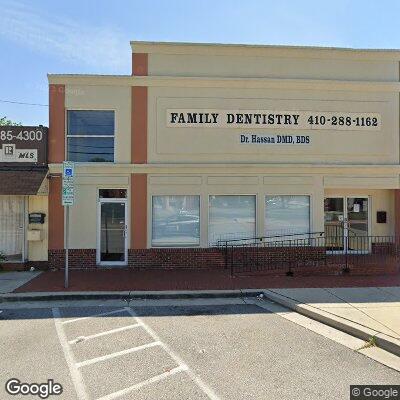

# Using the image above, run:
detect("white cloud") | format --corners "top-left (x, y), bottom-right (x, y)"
top-left (0, 1), bottom-right (130, 71)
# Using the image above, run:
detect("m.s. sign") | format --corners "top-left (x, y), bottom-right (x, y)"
top-left (0, 126), bottom-right (47, 165)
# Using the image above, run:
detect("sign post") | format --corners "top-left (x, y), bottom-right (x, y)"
top-left (62, 161), bottom-right (75, 289)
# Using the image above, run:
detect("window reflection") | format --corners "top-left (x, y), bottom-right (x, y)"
top-left (67, 110), bottom-right (115, 162)
top-left (152, 196), bottom-right (200, 246)
top-left (67, 137), bottom-right (114, 162)
top-left (209, 195), bottom-right (256, 244)
top-left (265, 195), bottom-right (310, 236)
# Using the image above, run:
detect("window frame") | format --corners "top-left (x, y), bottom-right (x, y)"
top-left (151, 194), bottom-right (201, 248)
top-left (66, 109), bottom-right (116, 163)
top-left (264, 194), bottom-right (312, 237)
top-left (208, 193), bottom-right (258, 246)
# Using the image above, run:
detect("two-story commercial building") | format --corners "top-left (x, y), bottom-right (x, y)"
top-left (45, 41), bottom-right (400, 273)
top-left (0, 125), bottom-right (48, 269)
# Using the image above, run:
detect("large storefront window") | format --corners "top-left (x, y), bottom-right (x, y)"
top-left (152, 195), bottom-right (200, 246)
top-left (265, 195), bottom-right (310, 236)
top-left (209, 195), bottom-right (256, 244)
top-left (67, 110), bottom-right (115, 162)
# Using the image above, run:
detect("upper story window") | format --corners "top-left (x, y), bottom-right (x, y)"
top-left (67, 110), bottom-right (115, 162)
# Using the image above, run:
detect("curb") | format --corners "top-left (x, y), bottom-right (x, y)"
top-left (262, 289), bottom-right (400, 357)
top-left (0, 289), bottom-right (262, 303)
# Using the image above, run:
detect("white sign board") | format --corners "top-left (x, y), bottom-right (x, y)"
top-left (166, 109), bottom-right (381, 131)
top-left (62, 161), bottom-right (75, 206)
top-left (0, 144), bottom-right (38, 162)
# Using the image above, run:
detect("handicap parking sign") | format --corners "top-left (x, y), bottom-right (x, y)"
top-left (65, 168), bottom-right (73, 177)
top-left (63, 161), bottom-right (75, 179)
top-left (62, 161), bottom-right (75, 206)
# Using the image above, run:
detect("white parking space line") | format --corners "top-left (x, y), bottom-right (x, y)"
top-left (52, 307), bottom-right (89, 400)
top-left (76, 341), bottom-right (161, 368)
top-left (68, 323), bottom-right (140, 344)
top-left (124, 307), bottom-right (222, 400)
top-left (62, 308), bottom-right (127, 325)
top-left (95, 365), bottom-right (188, 400)
top-left (54, 306), bottom-right (221, 400)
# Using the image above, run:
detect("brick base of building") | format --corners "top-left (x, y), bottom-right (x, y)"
top-left (48, 249), bottom-right (97, 269)
top-left (1, 262), bottom-right (28, 271)
top-left (1, 261), bottom-right (50, 271)
top-left (47, 248), bottom-right (225, 270)
top-left (128, 248), bottom-right (225, 269)
top-left (40, 247), bottom-right (400, 277)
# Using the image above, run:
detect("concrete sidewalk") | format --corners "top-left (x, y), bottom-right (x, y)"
top-left (0, 271), bottom-right (42, 294)
top-left (12, 269), bottom-right (400, 292)
top-left (262, 286), bottom-right (400, 356)
top-left (2, 269), bottom-right (400, 358)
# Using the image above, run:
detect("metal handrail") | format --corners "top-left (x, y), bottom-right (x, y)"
top-left (217, 231), bottom-right (325, 247)
top-left (222, 233), bottom-right (400, 276)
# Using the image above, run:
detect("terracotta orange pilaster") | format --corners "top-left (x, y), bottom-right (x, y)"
top-left (131, 174), bottom-right (147, 249)
top-left (132, 53), bottom-right (148, 76)
top-left (48, 176), bottom-right (64, 249)
top-left (48, 84), bottom-right (65, 163)
top-left (131, 52), bottom-right (148, 249)
top-left (131, 86), bottom-right (148, 164)
top-left (395, 189), bottom-right (400, 240)
top-left (48, 84), bottom-right (65, 251)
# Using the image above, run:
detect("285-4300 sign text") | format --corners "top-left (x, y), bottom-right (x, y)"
top-left (0, 129), bottom-right (44, 141)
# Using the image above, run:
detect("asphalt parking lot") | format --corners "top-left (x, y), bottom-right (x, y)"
top-left (0, 299), bottom-right (399, 400)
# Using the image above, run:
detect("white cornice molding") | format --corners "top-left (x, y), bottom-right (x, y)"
top-left (47, 74), bottom-right (400, 92)
top-left (48, 163), bottom-right (400, 177)
top-left (130, 41), bottom-right (400, 61)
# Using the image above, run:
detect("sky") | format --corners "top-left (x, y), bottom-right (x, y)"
top-left (1, 0), bottom-right (400, 126)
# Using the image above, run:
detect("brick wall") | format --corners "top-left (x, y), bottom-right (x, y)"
top-left (1, 261), bottom-right (49, 271)
top-left (228, 246), bottom-right (326, 273)
top-left (48, 249), bottom-right (96, 269)
top-left (47, 248), bottom-right (225, 270)
top-left (228, 246), bottom-right (399, 276)
top-left (128, 248), bottom-right (226, 269)
top-left (40, 247), bottom-right (399, 277)
top-left (1, 263), bottom-right (28, 271)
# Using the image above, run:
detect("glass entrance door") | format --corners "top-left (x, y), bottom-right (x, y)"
top-left (347, 197), bottom-right (369, 252)
top-left (98, 200), bottom-right (127, 265)
top-left (324, 198), bottom-right (345, 251)
top-left (324, 197), bottom-right (369, 253)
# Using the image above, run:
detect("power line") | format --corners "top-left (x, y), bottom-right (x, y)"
top-left (0, 99), bottom-right (49, 107)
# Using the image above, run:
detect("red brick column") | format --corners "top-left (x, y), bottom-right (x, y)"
top-left (48, 84), bottom-right (65, 266)
top-left (131, 53), bottom-right (148, 252)
top-left (48, 176), bottom-right (64, 249)
top-left (132, 53), bottom-right (148, 76)
top-left (131, 174), bottom-right (147, 249)
top-left (48, 84), bottom-right (65, 163)
top-left (131, 86), bottom-right (148, 164)
top-left (395, 189), bottom-right (400, 240)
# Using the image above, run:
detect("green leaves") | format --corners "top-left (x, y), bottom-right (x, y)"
top-left (0, 116), bottom-right (21, 126)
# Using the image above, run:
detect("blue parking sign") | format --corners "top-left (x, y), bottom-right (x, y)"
top-left (62, 161), bottom-right (75, 206)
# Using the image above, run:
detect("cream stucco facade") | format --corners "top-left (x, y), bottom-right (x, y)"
top-left (46, 41), bottom-right (400, 267)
